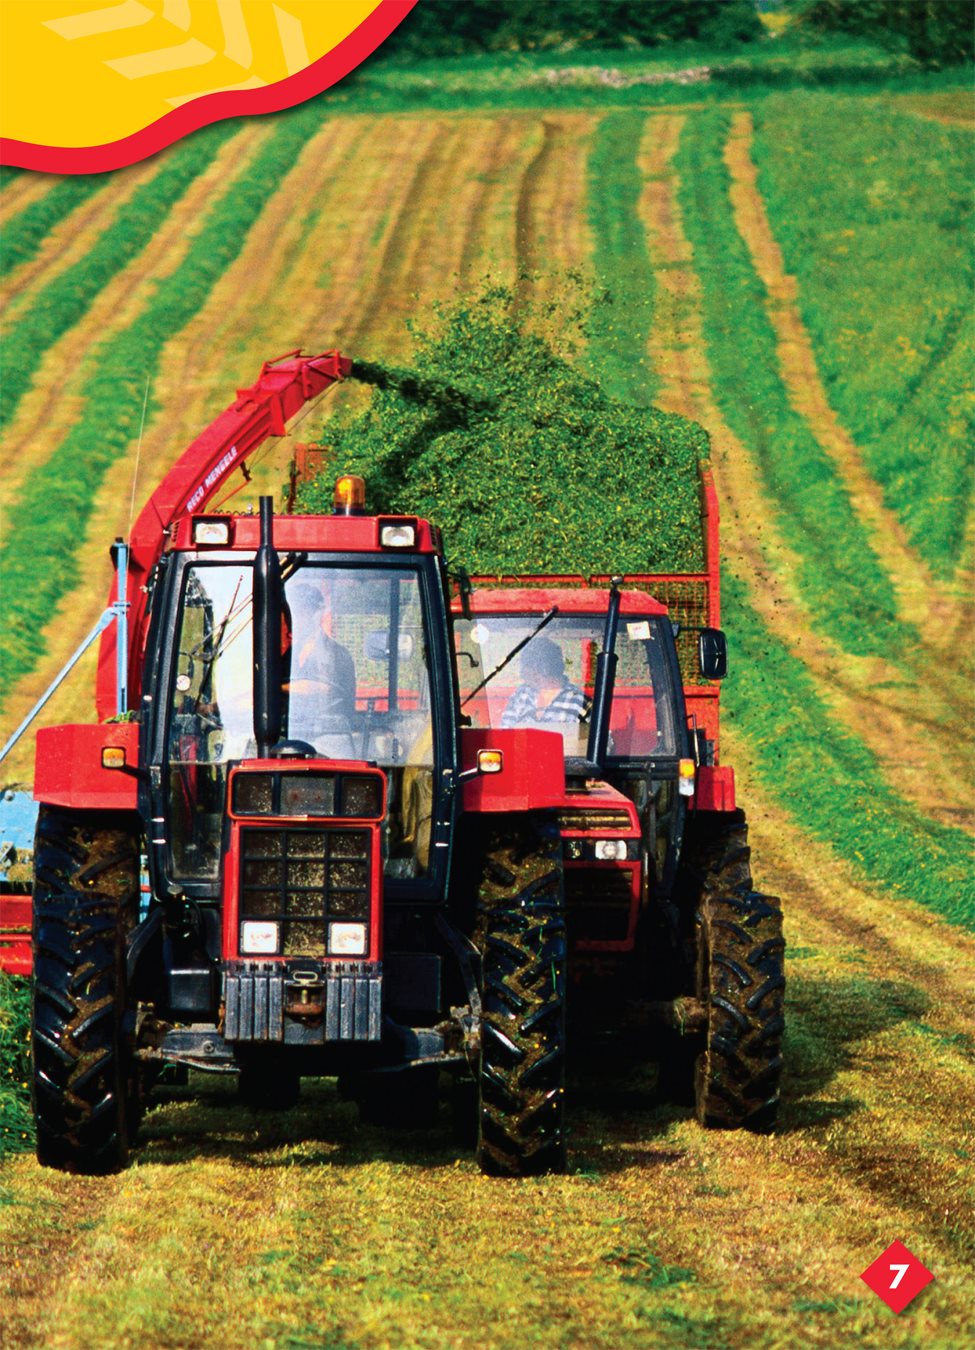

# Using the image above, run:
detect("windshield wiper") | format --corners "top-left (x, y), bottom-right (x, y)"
top-left (461, 607), bottom-right (558, 707)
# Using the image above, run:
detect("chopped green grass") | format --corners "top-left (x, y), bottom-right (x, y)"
top-left (301, 287), bottom-right (706, 575)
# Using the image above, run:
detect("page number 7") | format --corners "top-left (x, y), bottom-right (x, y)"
top-left (889, 1263), bottom-right (910, 1289)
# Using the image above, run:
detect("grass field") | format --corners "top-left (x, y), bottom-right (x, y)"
top-left (0, 36), bottom-right (972, 1350)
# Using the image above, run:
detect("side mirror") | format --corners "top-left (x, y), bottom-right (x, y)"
top-left (698, 628), bottom-right (727, 680)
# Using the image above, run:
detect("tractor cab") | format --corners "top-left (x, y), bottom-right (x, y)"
top-left (453, 585), bottom-right (695, 902)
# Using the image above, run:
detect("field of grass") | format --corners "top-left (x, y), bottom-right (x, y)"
top-left (0, 34), bottom-right (972, 1349)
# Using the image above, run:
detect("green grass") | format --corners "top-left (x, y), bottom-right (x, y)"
top-left (327, 37), bottom-right (947, 115)
top-left (0, 122), bottom-right (235, 434)
top-left (721, 568), bottom-right (974, 928)
top-left (586, 111), bottom-right (658, 406)
top-left (752, 93), bottom-right (975, 578)
top-left (675, 109), bottom-right (911, 660)
top-left (0, 101), bottom-right (331, 703)
top-left (0, 974), bottom-right (32, 1160)
top-left (0, 174), bottom-right (106, 280)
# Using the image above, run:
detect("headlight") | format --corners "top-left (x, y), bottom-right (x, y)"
top-left (594, 839), bottom-right (627, 861)
top-left (193, 519), bottom-right (231, 545)
top-left (240, 921), bottom-right (279, 954)
top-left (380, 523), bottom-right (416, 548)
top-left (328, 922), bottom-right (368, 956)
top-left (678, 758), bottom-right (696, 797)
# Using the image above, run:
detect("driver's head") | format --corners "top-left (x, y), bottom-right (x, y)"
top-left (290, 581), bottom-right (334, 635)
top-left (521, 636), bottom-right (565, 688)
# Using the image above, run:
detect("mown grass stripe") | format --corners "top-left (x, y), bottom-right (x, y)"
top-left (0, 123), bottom-right (236, 435)
top-left (675, 110), bottom-right (908, 662)
top-left (0, 101), bottom-right (329, 702)
top-left (586, 109), bottom-right (657, 407)
top-left (722, 568), bottom-right (973, 929)
top-left (751, 94), bottom-right (974, 581)
top-left (0, 175), bottom-right (106, 280)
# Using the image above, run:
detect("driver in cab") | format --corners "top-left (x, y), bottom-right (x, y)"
top-left (501, 637), bottom-right (587, 728)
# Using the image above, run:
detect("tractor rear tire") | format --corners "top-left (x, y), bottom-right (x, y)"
top-left (475, 816), bottom-right (567, 1177)
top-left (31, 806), bottom-right (140, 1174)
top-left (695, 890), bottom-right (785, 1132)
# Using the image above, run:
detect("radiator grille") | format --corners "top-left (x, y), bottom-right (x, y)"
top-left (556, 808), bottom-right (632, 832)
top-left (564, 865), bottom-right (635, 943)
top-left (239, 827), bottom-right (370, 956)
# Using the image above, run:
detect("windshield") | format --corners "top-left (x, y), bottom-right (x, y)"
top-left (454, 613), bottom-right (679, 759)
top-left (167, 562), bottom-right (436, 881)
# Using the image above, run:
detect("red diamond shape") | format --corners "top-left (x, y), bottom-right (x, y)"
top-left (860, 1240), bottom-right (934, 1313)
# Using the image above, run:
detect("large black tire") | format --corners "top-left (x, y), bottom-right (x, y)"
top-left (475, 816), bottom-right (567, 1177)
top-left (657, 810), bottom-right (753, 1104)
top-left (32, 806), bottom-right (140, 1174)
top-left (695, 890), bottom-right (785, 1132)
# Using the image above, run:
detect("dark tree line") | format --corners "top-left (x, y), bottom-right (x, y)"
top-left (794, 0), bottom-right (973, 67)
top-left (378, 0), bottom-right (764, 60)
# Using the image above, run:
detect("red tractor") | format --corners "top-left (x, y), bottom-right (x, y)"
top-left (8, 351), bottom-right (783, 1176)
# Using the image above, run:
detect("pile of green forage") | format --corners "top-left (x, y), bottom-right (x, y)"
top-left (301, 289), bottom-right (707, 575)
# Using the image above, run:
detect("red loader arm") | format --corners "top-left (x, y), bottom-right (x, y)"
top-left (95, 350), bottom-right (351, 722)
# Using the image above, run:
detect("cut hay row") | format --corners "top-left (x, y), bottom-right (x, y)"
top-left (750, 95), bottom-right (974, 587)
top-left (725, 110), bottom-right (968, 647)
top-left (1, 163), bottom-right (150, 314)
top-left (586, 110), bottom-right (658, 406)
top-left (638, 113), bottom-right (973, 830)
top-left (455, 117), bottom-right (544, 288)
top-left (513, 113), bottom-right (599, 345)
top-left (0, 102), bottom-right (339, 715)
top-left (0, 174), bottom-right (106, 291)
top-left (672, 112), bottom-right (973, 789)
top-left (0, 128), bottom-right (270, 518)
top-left (0, 173), bottom-right (51, 228)
top-left (0, 123), bottom-right (239, 438)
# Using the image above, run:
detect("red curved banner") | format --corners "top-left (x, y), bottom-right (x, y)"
top-left (0, 0), bottom-right (417, 175)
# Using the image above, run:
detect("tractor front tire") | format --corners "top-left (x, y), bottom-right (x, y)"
top-left (695, 890), bottom-right (785, 1132)
top-left (475, 816), bottom-right (567, 1177)
top-left (31, 806), bottom-right (140, 1174)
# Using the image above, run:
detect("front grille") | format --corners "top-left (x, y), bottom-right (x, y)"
top-left (556, 808), bottom-right (633, 832)
top-left (564, 865), bottom-right (635, 943)
top-left (239, 826), bottom-right (370, 956)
